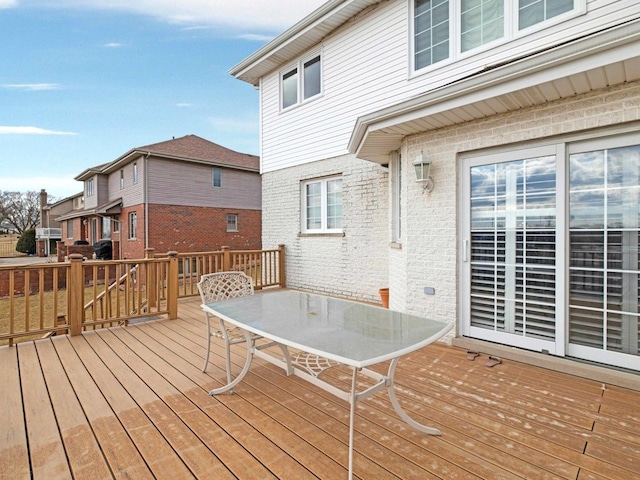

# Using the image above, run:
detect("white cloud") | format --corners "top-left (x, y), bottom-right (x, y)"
top-left (23, 0), bottom-right (326, 33)
top-left (0, 126), bottom-right (77, 135)
top-left (103, 42), bottom-right (125, 48)
top-left (208, 116), bottom-right (258, 133)
top-left (0, 0), bottom-right (18, 9)
top-left (175, 103), bottom-right (193, 108)
top-left (0, 176), bottom-right (82, 198)
top-left (1, 83), bottom-right (61, 91)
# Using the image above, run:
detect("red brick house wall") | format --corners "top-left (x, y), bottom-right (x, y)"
top-left (147, 204), bottom-right (261, 253)
top-left (119, 205), bottom-right (146, 260)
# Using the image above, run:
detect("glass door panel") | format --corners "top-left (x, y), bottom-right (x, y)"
top-left (568, 144), bottom-right (640, 360)
top-left (468, 155), bottom-right (557, 350)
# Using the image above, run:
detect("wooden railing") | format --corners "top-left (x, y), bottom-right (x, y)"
top-left (0, 245), bottom-right (285, 345)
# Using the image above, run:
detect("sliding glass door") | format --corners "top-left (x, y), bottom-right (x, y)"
top-left (461, 134), bottom-right (639, 370)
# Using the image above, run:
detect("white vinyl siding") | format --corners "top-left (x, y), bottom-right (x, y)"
top-left (258, 0), bottom-right (626, 174)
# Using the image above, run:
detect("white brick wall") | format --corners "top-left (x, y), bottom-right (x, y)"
top-left (400, 79), bottom-right (640, 343)
top-left (262, 80), bottom-right (640, 343)
top-left (262, 154), bottom-right (390, 303)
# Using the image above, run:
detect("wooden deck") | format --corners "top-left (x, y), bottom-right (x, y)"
top-left (1, 296), bottom-right (639, 480)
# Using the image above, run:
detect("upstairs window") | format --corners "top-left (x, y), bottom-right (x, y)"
top-left (133, 162), bottom-right (138, 184)
top-left (519, 0), bottom-right (574, 29)
top-left (213, 168), bottom-right (222, 187)
top-left (281, 54), bottom-right (322, 110)
top-left (86, 179), bottom-right (94, 197)
top-left (461, 0), bottom-right (504, 52)
top-left (415, 0), bottom-right (450, 69)
top-left (413, 0), bottom-right (584, 71)
top-left (120, 169), bottom-right (124, 189)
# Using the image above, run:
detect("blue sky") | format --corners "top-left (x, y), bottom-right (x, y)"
top-left (0, 0), bottom-right (325, 199)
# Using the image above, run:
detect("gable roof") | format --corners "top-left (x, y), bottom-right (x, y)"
top-left (76, 135), bottom-right (259, 180)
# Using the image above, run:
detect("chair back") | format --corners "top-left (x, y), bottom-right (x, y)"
top-left (197, 271), bottom-right (254, 304)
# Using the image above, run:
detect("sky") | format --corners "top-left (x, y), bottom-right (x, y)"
top-left (0, 0), bottom-right (325, 200)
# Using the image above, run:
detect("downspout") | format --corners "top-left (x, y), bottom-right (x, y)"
top-left (144, 152), bottom-right (150, 251)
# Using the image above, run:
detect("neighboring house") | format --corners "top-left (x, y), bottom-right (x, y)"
top-left (56, 135), bottom-right (261, 260)
top-left (36, 189), bottom-right (83, 257)
top-left (231, 1), bottom-right (640, 374)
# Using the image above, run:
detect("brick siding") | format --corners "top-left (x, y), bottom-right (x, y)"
top-left (147, 204), bottom-right (261, 254)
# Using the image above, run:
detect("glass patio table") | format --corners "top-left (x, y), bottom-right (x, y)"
top-left (201, 289), bottom-right (452, 479)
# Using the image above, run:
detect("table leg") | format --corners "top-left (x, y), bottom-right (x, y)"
top-left (348, 367), bottom-right (358, 480)
top-left (208, 328), bottom-right (254, 395)
top-left (386, 357), bottom-right (442, 435)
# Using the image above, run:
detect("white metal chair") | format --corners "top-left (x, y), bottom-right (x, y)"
top-left (197, 272), bottom-right (261, 379)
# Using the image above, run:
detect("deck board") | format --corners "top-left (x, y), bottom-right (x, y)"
top-left (1, 296), bottom-right (639, 480)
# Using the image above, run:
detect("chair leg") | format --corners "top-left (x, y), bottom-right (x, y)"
top-left (202, 315), bottom-right (212, 373)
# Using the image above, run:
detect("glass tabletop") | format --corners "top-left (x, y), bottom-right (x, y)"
top-left (203, 290), bottom-right (452, 368)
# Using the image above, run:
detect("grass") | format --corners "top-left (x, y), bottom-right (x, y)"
top-left (0, 285), bottom-right (145, 346)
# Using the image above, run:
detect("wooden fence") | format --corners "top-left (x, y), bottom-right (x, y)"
top-left (0, 245), bottom-right (285, 346)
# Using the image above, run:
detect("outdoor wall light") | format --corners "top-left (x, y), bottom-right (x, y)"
top-left (413, 151), bottom-right (434, 192)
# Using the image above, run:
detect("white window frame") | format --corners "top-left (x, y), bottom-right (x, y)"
top-left (301, 175), bottom-right (343, 234)
top-left (86, 178), bottom-right (94, 197)
top-left (391, 152), bottom-right (402, 244)
top-left (133, 162), bottom-right (138, 184)
top-left (280, 51), bottom-right (322, 111)
top-left (128, 212), bottom-right (137, 240)
top-left (226, 213), bottom-right (238, 232)
top-left (120, 169), bottom-right (125, 189)
top-left (67, 219), bottom-right (74, 239)
top-left (411, 0), bottom-right (585, 73)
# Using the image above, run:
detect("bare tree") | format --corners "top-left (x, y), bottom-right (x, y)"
top-left (0, 191), bottom-right (42, 235)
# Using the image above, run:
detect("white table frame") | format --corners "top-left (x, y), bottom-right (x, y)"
top-left (201, 290), bottom-right (452, 479)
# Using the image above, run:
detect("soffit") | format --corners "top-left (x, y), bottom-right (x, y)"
top-left (351, 19), bottom-right (640, 164)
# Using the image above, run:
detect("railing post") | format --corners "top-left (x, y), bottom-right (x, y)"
top-left (145, 248), bottom-right (156, 309)
top-left (278, 244), bottom-right (286, 288)
top-left (222, 246), bottom-right (231, 271)
top-left (167, 251), bottom-right (179, 320)
top-left (68, 254), bottom-right (84, 336)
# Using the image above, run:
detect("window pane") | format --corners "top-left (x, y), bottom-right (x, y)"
top-left (306, 182), bottom-right (322, 230)
top-left (461, 0), bottom-right (503, 52)
top-left (303, 56), bottom-right (321, 99)
top-left (414, 0), bottom-right (449, 69)
top-left (213, 168), bottom-right (222, 187)
top-left (519, 0), bottom-right (573, 29)
top-left (102, 217), bottom-right (111, 239)
top-left (327, 179), bottom-right (343, 230)
top-left (569, 143), bottom-right (640, 355)
top-left (282, 68), bottom-right (298, 108)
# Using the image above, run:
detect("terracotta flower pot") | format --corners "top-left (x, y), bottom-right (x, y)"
top-left (378, 287), bottom-right (389, 308)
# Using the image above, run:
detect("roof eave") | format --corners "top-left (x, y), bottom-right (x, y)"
top-left (230, 0), bottom-right (379, 85)
top-left (348, 17), bottom-right (640, 162)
